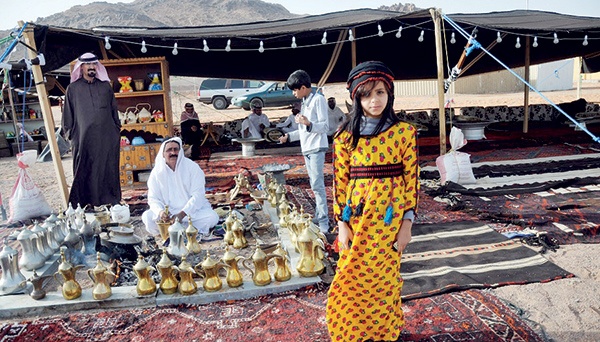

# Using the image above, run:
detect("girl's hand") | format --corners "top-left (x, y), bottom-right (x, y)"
top-left (396, 220), bottom-right (413, 253)
top-left (337, 221), bottom-right (354, 250)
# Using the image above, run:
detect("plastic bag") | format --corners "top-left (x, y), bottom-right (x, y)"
top-left (435, 127), bottom-right (476, 185)
top-left (8, 150), bottom-right (53, 223)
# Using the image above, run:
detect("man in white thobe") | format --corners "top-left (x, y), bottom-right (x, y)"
top-left (327, 97), bottom-right (346, 136)
top-left (142, 137), bottom-right (219, 236)
top-left (241, 103), bottom-right (270, 138)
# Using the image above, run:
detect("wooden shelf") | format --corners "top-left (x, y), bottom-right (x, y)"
top-left (115, 90), bottom-right (167, 98)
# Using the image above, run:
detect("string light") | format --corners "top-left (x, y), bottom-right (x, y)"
top-left (553, 32), bottom-right (559, 44)
top-left (348, 29), bottom-right (354, 41)
top-left (172, 42), bottom-right (178, 55)
top-left (203, 39), bottom-right (209, 52)
top-left (321, 32), bottom-right (327, 44)
top-left (533, 36), bottom-right (539, 47)
top-left (418, 30), bottom-right (424, 42)
top-left (104, 36), bottom-right (111, 50)
top-left (583, 35), bottom-right (589, 46)
top-left (396, 26), bottom-right (403, 38)
top-left (141, 40), bottom-right (147, 53)
top-left (496, 32), bottom-right (502, 43)
top-left (515, 37), bottom-right (521, 49)
top-left (258, 41), bottom-right (264, 53)
top-left (291, 36), bottom-right (297, 48)
top-left (377, 24), bottom-right (384, 37)
top-left (450, 32), bottom-right (456, 44)
top-left (226, 39), bottom-right (231, 52)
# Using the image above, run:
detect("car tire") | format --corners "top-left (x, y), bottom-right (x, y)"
top-left (212, 96), bottom-right (229, 110)
top-left (249, 98), bottom-right (264, 109)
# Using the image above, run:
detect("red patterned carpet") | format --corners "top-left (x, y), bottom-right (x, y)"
top-left (0, 285), bottom-right (542, 342)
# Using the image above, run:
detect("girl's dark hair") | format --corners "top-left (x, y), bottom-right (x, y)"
top-left (335, 80), bottom-right (399, 150)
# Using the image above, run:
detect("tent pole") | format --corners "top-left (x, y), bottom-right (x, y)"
top-left (431, 8), bottom-right (446, 155)
top-left (351, 28), bottom-right (356, 68)
top-left (523, 36), bottom-right (530, 133)
top-left (577, 57), bottom-right (582, 99)
top-left (20, 21), bottom-right (69, 208)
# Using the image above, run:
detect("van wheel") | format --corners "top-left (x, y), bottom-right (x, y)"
top-left (212, 96), bottom-right (229, 110)
top-left (250, 98), bottom-right (264, 109)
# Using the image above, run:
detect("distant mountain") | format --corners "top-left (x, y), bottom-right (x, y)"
top-left (7, 1), bottom-right (418, 30)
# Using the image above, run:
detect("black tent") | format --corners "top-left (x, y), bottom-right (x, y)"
top-left (30, 8), bottom-right (600, 83)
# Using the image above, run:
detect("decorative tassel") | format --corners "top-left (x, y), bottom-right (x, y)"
top-left (342, 200), bottom-right (353, 222)
top-left (384, 204), bottom-right (394, 226)
top-left (354, 199), bottom-right (365, 216)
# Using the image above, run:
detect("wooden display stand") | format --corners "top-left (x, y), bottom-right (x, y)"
top-left (99, 57), bottom-right (173, 186)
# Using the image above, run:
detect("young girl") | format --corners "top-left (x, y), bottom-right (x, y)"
top-left (327, 61), bottom-right (419, 342)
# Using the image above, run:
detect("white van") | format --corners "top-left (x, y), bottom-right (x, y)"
top-left (197, 78), bottom-right (265, 110)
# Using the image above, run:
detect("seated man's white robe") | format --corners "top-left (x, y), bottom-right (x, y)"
top-left (276, 114), bottom-right (299, 133)
top-left (242, 112), bottom-right (270, 138)
top-left (142, 137), bottom-right (219, 236)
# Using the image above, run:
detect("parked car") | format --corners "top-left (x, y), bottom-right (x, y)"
top-left (197, 78), bottom-right (265, 110)
top-left (231, 82), bottom-right (321, 110)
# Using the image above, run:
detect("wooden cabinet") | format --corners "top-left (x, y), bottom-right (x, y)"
top-left (100, 57), bottom-right (173, 186)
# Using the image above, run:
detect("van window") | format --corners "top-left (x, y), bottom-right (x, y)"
top-left (230, 80), bottom-right (244, 89)
top-left (200, 79), bottom-right (226, 90)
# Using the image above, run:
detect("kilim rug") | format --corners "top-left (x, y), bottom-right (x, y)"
top-left (400, 221), bottom-right (573, 300)
top-left (0, 284), bottom-right (543, 342)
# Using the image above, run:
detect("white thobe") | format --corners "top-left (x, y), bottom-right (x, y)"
top-left (241, 113), bottom-right (270, 138)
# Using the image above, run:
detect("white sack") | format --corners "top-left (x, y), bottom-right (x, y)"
top-left (436, 127), bottom-right (476, 185)
top-left (8, 150), bottom-right (53, 222)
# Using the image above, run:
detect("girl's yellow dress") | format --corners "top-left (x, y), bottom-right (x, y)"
top-left (327, 121), bottom-right (419, 342)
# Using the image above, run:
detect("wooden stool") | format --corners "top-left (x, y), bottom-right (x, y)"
top-left (201, 122), bottom-right (220, 146)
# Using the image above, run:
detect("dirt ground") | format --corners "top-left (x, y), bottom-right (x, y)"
top-left (1, 81), bottom-right (600, 340)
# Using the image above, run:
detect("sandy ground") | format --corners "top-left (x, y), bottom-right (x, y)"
top-left (1, 81), bottom-right (600, 340)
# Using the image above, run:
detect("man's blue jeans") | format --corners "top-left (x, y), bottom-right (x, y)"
top-left (304, 150), bottom-right (329, 233)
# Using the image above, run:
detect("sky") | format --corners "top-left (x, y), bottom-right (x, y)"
top-left (2, 0), bottom-right (599, 31)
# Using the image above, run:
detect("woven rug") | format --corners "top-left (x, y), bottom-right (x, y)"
top-left (0, 284), bottom-right (543, 342)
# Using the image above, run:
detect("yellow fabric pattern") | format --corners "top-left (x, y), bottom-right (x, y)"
top-left (327, 121), bottom-right (419, 342)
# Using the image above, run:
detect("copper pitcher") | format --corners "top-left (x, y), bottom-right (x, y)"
top-left (133, 254), bottom-right (157, 296)
top-left (87, 252), bottom-right (114, 300)
top-left (156, 248), bottom-right (179, 295)
top-left (194, 253), bottom-right (228, 292)
top-left (242, 245), bottom-right (278, 286)
top-left (53, 248), bottom-right (84, 300)
top-left (221, 245), bottom-right (245, 288)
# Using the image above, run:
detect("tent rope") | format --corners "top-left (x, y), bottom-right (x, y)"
top-left (442, 14), bottom-right (600, 144)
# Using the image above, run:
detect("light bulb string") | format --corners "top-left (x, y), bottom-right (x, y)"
top-left (443, 13), bottom-right (600, 143)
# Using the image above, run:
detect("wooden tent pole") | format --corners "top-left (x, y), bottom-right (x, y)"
top-left (351, 28), bottom-right (357, 68)
top-left (523, 36), bottom-right (530, 133)
top-left (20, 21), bottom-right (69, 208)
top-left (431, 8), bottom-right (447, 155)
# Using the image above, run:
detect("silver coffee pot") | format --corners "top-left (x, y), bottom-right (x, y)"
top-left (0, 244), bottom-right (27, 295)
top-left (167, 217), bottom-right (188, 258)
top-left (17, 229), bottom-right (46, 271)
top-left (79, 216), bottom-right (96, 255)
top-left (30, 221), bottom-right (54, 259)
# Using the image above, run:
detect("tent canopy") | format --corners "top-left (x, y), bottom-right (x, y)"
top-left (31, 8), bottom-right (600, 83)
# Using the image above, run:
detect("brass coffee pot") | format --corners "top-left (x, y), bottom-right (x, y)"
top-left (194, 253), bottom-right (228, 292)
top-left (156, 248), bottom-right (179, 295)
top-left (242, 245), bottom-right (278, 286)
top-left (296, 228), bottom-right (326, 277)
top-left (231, 218), bottom-right (247, 249)
top-left (133, 254), bottom-right (157, 296)
top-left (175, 255), bottom-right (197, 295)
top-left (156, 205), bottom-right (173, 242)
top-left (185, 217), bottom-right (202, 254)
top-left (87, 252), bottom-right (115, 300)
top-left (54, 248), bottom-right (84, 300)
top-left (272, 243), bottom-right (292, 282)
top-left (223, 210), bottom-right (236, 245)
top-left (221, 245), bottom-right (244, 288)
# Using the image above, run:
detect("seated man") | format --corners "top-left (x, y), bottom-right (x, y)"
top-left (142, 137), bottom-right (219, 236)
top-left (276, 103), bottom-right (301, 133)
top-left (327, 97), bottom-right (346, 136)
top-left (180, 103), bottom-right (204, 146)
top-left (241, 103), bottom-right (270, 138)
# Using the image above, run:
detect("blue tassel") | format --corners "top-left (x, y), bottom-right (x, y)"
top-left (342, 200), bottom-right (352, 222)
top-left (384, 204), bottom-right (394, 226)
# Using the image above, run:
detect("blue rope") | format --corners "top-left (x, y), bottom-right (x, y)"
top-left (442, 14), bottom-right (600, 143)
top-left (0, 24), bottom-right (27, 63)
